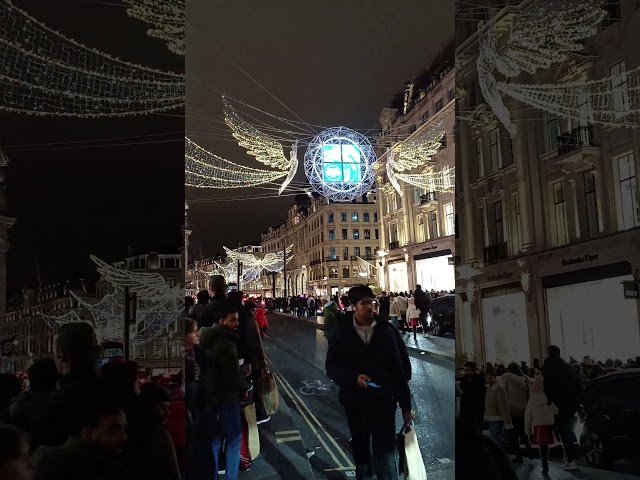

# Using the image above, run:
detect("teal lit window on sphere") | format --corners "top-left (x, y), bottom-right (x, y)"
top-left (304, 127), bottom-right (376, 202)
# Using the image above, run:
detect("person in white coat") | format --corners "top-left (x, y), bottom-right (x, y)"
top-left (406, 298), bottom-right (421, 339)
top-left (524, 375), bottom-right (558, 474)
top-left (500, 363), bottom-right (533, 462)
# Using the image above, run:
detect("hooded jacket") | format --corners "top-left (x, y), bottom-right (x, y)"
top-left (199, 324), bottom-right (249, 404)
top-left (255, 308), bottom-right (268, 334)
top-left (407, 299), bottom-right (421, 320)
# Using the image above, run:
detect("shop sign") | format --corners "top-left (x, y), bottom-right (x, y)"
top-left (421, 245), bottom-right (439, 252)
top-left (561, 254), bottom-right (598, 266)
top-left (487, 272), bottom-right (513, 282)
top-left (448, 256), bottom-right (455, 265)
top-left (622, 280), bottom-right (640, 300)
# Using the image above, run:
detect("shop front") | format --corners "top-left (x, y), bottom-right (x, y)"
top-left (535, 231), bottom-right (640, 363)
top-left (481, 289), bottom-right (530, 366)
top-left (414, 249), bottom-right (455, 292)
top-left (388, 260), bottom-right (409, 293)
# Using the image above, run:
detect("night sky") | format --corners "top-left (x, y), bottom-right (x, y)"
top-left (186, 0), bottom-right (454, 260)
top-left (3, 0), bottom-right (184, 295)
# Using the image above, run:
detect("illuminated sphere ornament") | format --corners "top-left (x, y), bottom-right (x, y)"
top-left (304, 127), bottom-right (376, 202)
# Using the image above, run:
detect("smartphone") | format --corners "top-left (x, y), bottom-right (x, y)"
top-left (366, 381), bottom-right (382, 389)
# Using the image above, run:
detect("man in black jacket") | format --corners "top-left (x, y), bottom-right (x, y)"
top-left (326, 285), bottom-right (412, 480)
top-left (413, 285), bottom-right (431, 336)
top-left (542, 345), bottom-right (580, 471)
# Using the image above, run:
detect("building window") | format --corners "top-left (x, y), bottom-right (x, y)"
top-left (374, 212), bottom-right (378, 222)
top-left (136, 345), bottom-right (145, 359)
top-left (430, 211), bottom-right (438, 239)
top-left (343, 247), bottom-right (349, 260)
top-left (440, 134), bottom-right (447, 148)
top-left (494, 201), bottom-right (504, 244)
top-left (329, 247), bottom-right (336, 260)
top-left (341, 212), bottom-right (347, 222)
top-left (610, 60), bottom-right (629, 120)
top-left (342, 229), bottom-right (348, 240)
top-left (364, 228), bottom-right (371, 239)
top-left (553, 181), bottom-right (569, 246)
top-left (391, 223), bottom-right (398, 242)
top-left (328, 212), bottom-right (334, 223)
top-left (329, 268), bottom-right (339, 279)
top-left (353, 229), bottom-right (360, 240)
top-left (435, 98), bottom-right (444, 112)
top-left (476, 137), bottom-right (484, 178)
top-left (417, 215), bottom-right (425, 242)
top-left (363, 212), bottom-right (369, 222)
top-left (352, 212), bottom-right (359, 222)
top-left (583, 170), bottom-right (599, 238)
top-left (354, 247), bottom-right (361, 258)
top-left (489, 128), bottom-right (502, 171)
top-left (444, 203), bottom-right (454, 236)
top-left (375, 228), bottom-right (379, 240)
top-left (167, 276), bottom-right (175, 287)
top-left (365, 247), bottom-right (372, 259)
top-left (392, 194), bottom-right (398, 211)
top-left (514, 194), bottom-right (522, 252)
top-left (546, 113), bottom-right (559, 151)
top-left (153, 343), bottom-right (163, 358)
top-left (448, 89), bottom-right (454, 102)
top-left (328, 229), bottom-right (335, 241)
top-left (342, 267), bottom-right (349, 278)
top-left (617, 153), bottom-right (639, 230)
top-left (604, 0), bottom-right (621, 26)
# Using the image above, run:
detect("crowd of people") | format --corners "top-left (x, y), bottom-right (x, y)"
top-left (0, 322), bottom-right (184, 480)
top-left (456, 346), bottom-right (640, 477)
top-left (185, 275), bottom-right (270, 480)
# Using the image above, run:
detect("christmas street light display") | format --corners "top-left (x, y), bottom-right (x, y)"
top-left (356, 256), bottom-right (377, 278)
top-left (475, 0), bottom-right (630, 137)
top-left (304, 127), bottom-right (376, 202)
top-left (123, 0), bottom-right (185, 55)
top-left (47, 256), bottom-right (182, 344)
top-left (185, 136), bottom-right (295, 189)
top-left (384, 105), bottom-right (453, 196)
top-left (0, 0), bottom-right (185, 117)
top-left (223, 245), bottom-right (294, 274)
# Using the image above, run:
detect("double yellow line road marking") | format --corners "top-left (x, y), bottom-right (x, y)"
top-left (270, 366), bottom-right (356, 472)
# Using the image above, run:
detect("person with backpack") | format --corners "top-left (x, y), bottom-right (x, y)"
top-left (325, 285), bottom-right (412, 479)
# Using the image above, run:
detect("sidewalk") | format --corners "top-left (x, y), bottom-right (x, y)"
top-left (234, 386), bottom-right (315, 479)
top-left (513, 461), bottom-right (640, 479)
top-left (271, 311), bottom-right (455, 361)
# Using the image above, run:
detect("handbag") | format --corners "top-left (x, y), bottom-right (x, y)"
top-left (258, 368), bottom-right (280, 416)
top-left (242, 403), bottom-right (261, 460)
top-left (397, 426), bottom-right (427, 480)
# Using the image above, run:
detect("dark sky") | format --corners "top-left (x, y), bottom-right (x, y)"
top-left (186, 0), bottom-right (454, 260)
top-left (3, 0), bottom-right (184, 294)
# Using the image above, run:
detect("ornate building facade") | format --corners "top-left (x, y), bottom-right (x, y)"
top-left (455, 0), bottom-right (640, 365)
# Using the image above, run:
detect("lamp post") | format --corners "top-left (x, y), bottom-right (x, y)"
top-left (301, 265), bottom-right (306, 295)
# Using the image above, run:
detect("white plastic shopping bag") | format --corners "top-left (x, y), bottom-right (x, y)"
top-left (398, 426), bottom-right (427, 480)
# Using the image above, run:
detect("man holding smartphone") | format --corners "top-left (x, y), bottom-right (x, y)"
top-left (325, 285), bottom-right (412, 480)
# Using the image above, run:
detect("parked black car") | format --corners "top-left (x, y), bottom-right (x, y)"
top-left (429, 294), bottom-right (455, 337)
top-left (579, 369), bottom-right (640, 468)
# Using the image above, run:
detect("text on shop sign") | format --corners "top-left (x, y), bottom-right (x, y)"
top-left (561, 254), bottom-right (598, 266)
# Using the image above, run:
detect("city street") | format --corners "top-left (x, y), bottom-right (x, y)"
top-left (262, 312), bottom-right (455, 479)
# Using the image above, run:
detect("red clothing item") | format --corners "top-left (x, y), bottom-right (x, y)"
top-left (255, 308), bottom-right (268, 334)
top-left (167, 399), bottom-right (186, 467)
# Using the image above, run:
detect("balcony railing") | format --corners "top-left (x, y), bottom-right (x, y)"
top-left (483, 242), bottom-right (509, 264)
top-left (557, 126), bottom-right (595, 156)
top-left (420, 192), bottom-right (438, 204)
top-left (389, 241), bottom-right (400, 250)
top-left (310, 259), bottom-right (322, 266)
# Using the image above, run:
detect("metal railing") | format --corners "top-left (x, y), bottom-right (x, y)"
top-left (557, 126), bottom-right (595, 156)
top-left (483, 242), bottom-right (509, 264)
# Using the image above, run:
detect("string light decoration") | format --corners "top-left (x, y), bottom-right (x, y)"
top-left (304, 127), bottom-right (376, 202)
top-left (476, 0), bottom-right (607, 136)
top-left (395, 166), bottom-right (455, 194)
top-left (500, 66), bottom-right (640, 129)
top-left (0, 0), bottom-right (185, 117)
top-left (356, 256), bottom-right (376, 278)
top-left (123, 0), bottom-right (185, 55)
top-left (223, 245), bottom-right (294, 274)
top-left (384, 105), bottom-right (453, 195)
top-left (185, 137), bottom-right (287, 189)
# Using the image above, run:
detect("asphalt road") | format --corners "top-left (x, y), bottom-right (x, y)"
top-left (263, 313), bottom-right (455, 479)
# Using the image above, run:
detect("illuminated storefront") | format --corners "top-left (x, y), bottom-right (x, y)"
top-left (388, 261), bottom-right (409, 293)
top-left (481, 291), bottom-right (530, 366)
top-left (414, 251), bottom-right (454, 292)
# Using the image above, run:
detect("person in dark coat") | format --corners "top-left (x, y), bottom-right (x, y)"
top-left (459, 361), bottom-right (486, 435)
top-left (542, 345), bottom-right (581, 471)
top-left (32, 323), bottom-right (103, 449)
top-left (326, 285), bottom-right (412, 480)
top-left (412, 285), bottom-right (431, 335)
top-left (201, 275), bottom-right (231, 328)
top-left (188, 289), bottom-right (210, 324)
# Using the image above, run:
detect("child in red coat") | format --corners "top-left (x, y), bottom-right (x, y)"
top-left (255, 307), bottom-right (269, 337)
